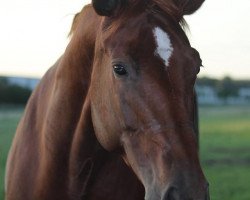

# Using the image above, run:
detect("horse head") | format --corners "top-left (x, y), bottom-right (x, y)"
top-left (90, 0), bottom-right (209, 199)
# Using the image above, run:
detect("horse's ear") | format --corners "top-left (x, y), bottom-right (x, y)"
top-left (177, 0), bottom-right (205, 16)
top-left (92, 0), bottom-right (126, 16)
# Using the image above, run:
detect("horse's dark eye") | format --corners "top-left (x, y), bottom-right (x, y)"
top-left (113, 65), bottom-right (128, 76)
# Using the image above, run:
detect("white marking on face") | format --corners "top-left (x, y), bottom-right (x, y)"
top-left (153, 27), bottom-right (173, 67)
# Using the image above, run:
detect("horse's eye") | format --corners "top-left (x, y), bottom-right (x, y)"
top-left (113, 65), bottom-right (128, 76)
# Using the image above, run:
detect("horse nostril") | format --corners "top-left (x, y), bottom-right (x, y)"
top-left (163, 187), bottom-right (179, 200)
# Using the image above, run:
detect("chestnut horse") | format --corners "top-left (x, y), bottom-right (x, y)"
top-left (5, 0), bottom-right (209, 199)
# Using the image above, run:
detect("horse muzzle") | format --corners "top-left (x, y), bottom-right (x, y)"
top-left (145, 183), bottom-right (210, 200)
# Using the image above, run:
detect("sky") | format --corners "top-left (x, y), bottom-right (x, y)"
top-left (0, 0), bottom-right (250, 79)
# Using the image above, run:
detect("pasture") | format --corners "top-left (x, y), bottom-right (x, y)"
top-left (0, 105), bottom-right (250, 200)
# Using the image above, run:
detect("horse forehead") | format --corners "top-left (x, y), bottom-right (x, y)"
top-left (112, 25), bottom-right (174, 67)
top-left (153, 27), bottom-right (174, 67)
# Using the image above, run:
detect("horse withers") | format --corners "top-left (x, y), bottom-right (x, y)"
top-left (5, 0), bottom-right (209, 199)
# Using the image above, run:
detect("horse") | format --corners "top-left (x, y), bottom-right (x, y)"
top-left (5, 0), bottom-right (209, 199)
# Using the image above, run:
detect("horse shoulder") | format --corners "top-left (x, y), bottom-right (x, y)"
top-left (6, 5), bottom-right (102, 200)
top-left (5, 60), bottom-right (60, 199)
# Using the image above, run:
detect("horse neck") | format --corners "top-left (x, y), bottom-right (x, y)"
top-left (57, 7), bottom-right (101, 89)
top-left (56, 6), bottom-right (102, 156)
top-left (34, 8), bottom-right (103, 197)
top-left (44, 7), bottom-right (101, 154)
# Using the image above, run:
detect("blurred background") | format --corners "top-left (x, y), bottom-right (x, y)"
top-left (0, 0), bottom-right (250, 199)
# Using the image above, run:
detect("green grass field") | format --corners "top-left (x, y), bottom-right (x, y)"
top-left (199, 105), bottom-right (250, 200)
top-left (0, 106), bottom-right (23, 200)
top-left (0, 105), bottom-right (250, 200)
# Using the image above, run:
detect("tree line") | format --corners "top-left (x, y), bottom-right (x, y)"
top-left (196, 76), bottom-right (250, 99)
top-left (0, 77), bottom-right (32, 104)
top-left (0, 76), bottom-right (250, 104)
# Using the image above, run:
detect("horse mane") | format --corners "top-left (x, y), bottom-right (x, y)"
top-left (151, 0), bottom-right (189, 31)
top-left (68, 5), bottom-right (92, 37)
top-left (68, 12), bottom-right (81, 37)
top-left (152, 0), bottom-right (180, 19)
top-left (69, 1), bottom-right (189, 37)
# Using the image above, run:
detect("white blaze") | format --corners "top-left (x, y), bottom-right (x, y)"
top-left (153, 27), bottom-right (173, 67)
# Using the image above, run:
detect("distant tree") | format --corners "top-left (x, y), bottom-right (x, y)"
top-left (0, 77), bottom-right (32, 104)
top-left (216, 76), bottom-right (238, 99)
top-left (0, 77), bottom-right (8, 85)
top-left (196, 76), bottom-right (250, 100)
top-left (196, 77), bottom-right (218, 87)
